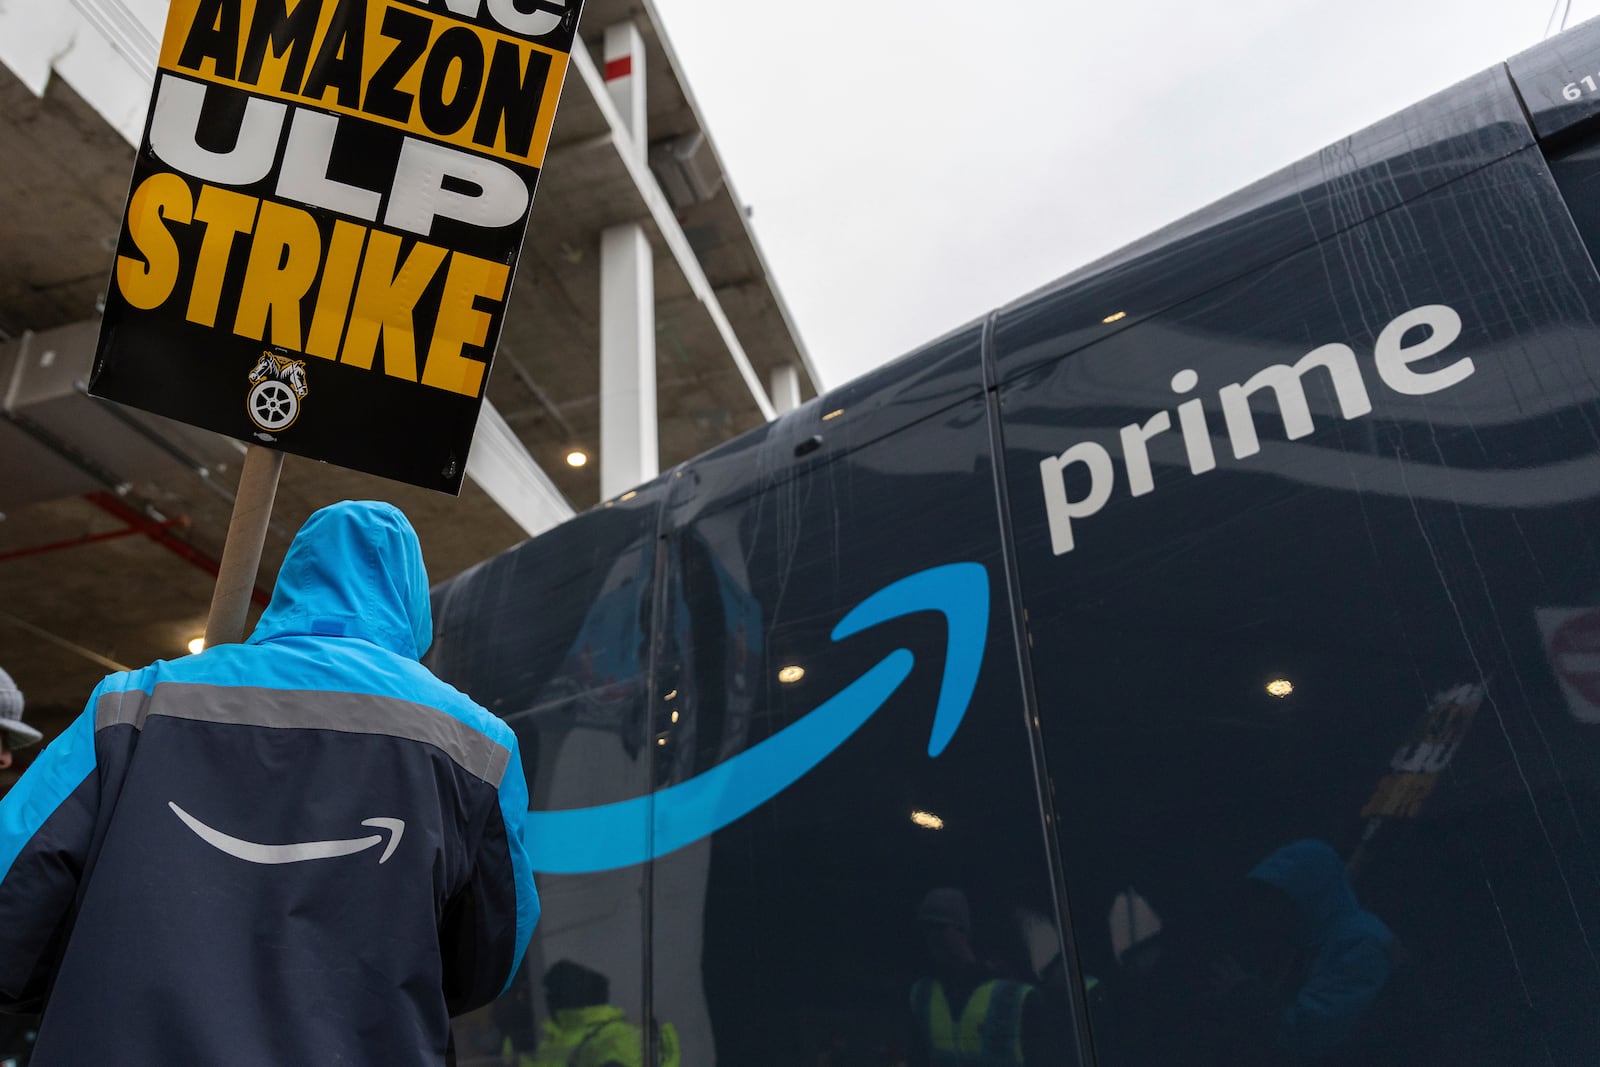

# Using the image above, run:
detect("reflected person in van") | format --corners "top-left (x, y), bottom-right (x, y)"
top-left (524, 960), bottom-right (680, 1067)
top-left (909, 889), bottom-right (1051, 1067)
top-left (1215, 840), bottom-right (1394, 1060)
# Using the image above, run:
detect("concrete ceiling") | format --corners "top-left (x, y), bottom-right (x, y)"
top-left (0, 2), bottom-right (818, 788)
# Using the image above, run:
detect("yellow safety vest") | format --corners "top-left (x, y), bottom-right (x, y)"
top-left (910, 977), bottom-right (1031, 1067)
top-left (511, 1006), bottom-right (680, 1067)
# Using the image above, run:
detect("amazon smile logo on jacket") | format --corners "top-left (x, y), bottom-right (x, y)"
top-left (169, 801), bottom-right (405, 864)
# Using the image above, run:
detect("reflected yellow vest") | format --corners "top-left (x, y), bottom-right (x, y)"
top-left (517, 1005), bottom-right (680, 1067)
top-left (910, 978), bottom-right (1031, 1067)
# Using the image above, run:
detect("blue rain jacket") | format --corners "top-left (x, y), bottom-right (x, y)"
top-left (1249, 840), bottom-right (1392, 1058)
top-left (0, 501), bottom-right (538, 1065)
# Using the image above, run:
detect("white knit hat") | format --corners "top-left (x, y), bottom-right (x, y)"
top-left (0, 667), bottom-right (41, 749)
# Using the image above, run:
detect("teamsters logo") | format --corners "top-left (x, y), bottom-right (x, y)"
top-left (247, 351), bottom-right (309, 435)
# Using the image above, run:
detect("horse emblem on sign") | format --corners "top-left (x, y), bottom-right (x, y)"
top-left (246, 352), bottom-right (309, 434)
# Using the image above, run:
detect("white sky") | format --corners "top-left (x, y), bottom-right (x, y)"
top-left (650, 0), bottom-right (1600, 390)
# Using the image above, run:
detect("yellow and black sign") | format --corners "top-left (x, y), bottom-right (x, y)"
top-left (1359, 683), bottom-right (1481, 820)
top-left (91, 0), bottom-right (583, 492)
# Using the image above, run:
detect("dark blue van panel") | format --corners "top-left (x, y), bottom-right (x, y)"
top-left (433, 328), bottom-right (1082, 1065)
top-left (429, 24), bottom-right (1600, 1067)
top-left (672, 322), bottom-right (988, 513)
top-left (999, 142), bottom-right (1600, 1063)
top-left (651, 381), bottom-right (1074, 1065)
top-left (430, 482), bottom-right (667, 1062)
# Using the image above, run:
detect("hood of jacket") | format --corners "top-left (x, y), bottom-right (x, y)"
top-left (248, 500), bottom-right (432, 659)
top-left (1249, 839), bottom-right (1392, 950)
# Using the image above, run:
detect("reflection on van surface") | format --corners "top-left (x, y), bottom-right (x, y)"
top-left (431, 20), bottom-right (1600, 1066)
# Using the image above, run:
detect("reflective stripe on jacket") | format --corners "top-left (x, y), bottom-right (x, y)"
top-left (911, 977), bottom-right (1031, 1067)
top-left (0, 501), bottom-right (539, 1066)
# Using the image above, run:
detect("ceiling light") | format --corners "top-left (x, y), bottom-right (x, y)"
top-left (1102, 311), bottom-right (1127, 324)
top-left (822, 409), bottom-right (844, 421)
top-left (188, 637), bottom-right (206, 655)
top-left (670, 710), bottom-right (680, 723)
top-left (565, 450), bottom-right (588, 468)
top-left (1266, 678), bottom-right (1294, 698)
top-left (910, 810), bottom-right (944, 830)
top-left (778, 665), bottom-right (805, 684)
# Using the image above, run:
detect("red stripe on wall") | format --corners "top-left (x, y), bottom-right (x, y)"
top-left (604, 56), bottom-right (633, 81)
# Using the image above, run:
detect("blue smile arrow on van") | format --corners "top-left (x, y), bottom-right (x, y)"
top-left (524, 562), bottom-right (989, 874)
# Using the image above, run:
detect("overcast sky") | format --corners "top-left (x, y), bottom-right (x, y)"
top-left (649, 0), bottom-right (1600, 390)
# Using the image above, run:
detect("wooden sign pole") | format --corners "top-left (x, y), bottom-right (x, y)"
top-left (203, 445), bottom-right (284, 647)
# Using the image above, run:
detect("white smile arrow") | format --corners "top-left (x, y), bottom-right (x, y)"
top-left (169, 802), bottom-right (405, 865)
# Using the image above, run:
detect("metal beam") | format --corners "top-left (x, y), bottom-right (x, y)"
top-left (0, 510), bottom-right (188, 562)
top-left (466, 400), bottom-right (576, 538)
top-left (85, 491), bottom-right (271, 608)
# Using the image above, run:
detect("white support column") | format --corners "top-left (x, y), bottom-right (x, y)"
top-left (603, 22), bottom-right (646, 162)
top-left (769, 364), bottom-right (802, 415)
top-left (600, 224), bottom-right (658, 499)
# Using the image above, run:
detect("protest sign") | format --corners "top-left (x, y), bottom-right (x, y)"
top-left (91, 0), bottom-right (584, 492)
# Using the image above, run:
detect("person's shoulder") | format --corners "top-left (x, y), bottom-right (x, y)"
top-left (352, 648), bottom-right (515, 752)
top-left (87, 655), bottom-right (192, 704)
top-left (412, 669), bottom-right (515, 751)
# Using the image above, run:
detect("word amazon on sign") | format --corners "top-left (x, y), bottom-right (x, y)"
top-left (90, 0), bottom-right (583, 492)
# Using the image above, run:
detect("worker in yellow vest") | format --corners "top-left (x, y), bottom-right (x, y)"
top-left (908, 889), bottom-right (1049, 1067)
top-left (512, 960), bottom-right (679, 1067)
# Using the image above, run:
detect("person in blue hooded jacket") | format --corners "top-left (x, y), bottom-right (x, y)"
top-left (0, 500), bottom-right (539, 1066)
top-left (1239, 839), bottom-right (1394, 1060)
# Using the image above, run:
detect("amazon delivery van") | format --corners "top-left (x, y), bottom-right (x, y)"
top-left (427, 20), bottom-right (1600, 1066)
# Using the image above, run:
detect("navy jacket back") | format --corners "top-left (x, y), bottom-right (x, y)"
top-left (0, 501), bottom-right (538, 1065)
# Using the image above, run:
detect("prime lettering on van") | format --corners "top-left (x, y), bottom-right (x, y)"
top-left (1039, 304), bottom-right (1474, 555)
